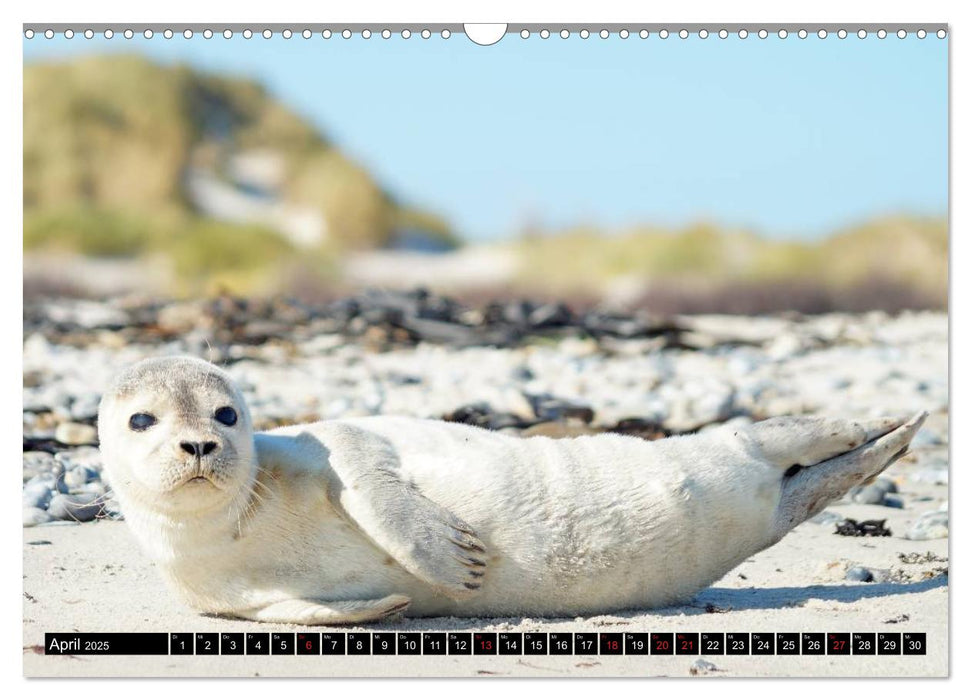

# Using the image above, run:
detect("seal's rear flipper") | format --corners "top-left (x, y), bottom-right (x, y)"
top-left (745, 414), bottom-right (911, 470)
top-left (770, 411), bottom-right (928, 541)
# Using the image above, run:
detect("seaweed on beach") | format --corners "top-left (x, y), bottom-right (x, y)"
top-left (834, 518), bottom-right (892, 537)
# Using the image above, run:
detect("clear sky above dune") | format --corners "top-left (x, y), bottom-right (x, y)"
top-left (24, 32), bottom-right (948, 241)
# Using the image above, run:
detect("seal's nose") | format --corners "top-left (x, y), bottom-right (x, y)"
top-left (180, 441), bottom-right (218, 457)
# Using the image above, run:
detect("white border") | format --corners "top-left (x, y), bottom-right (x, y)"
top-left (5, 0), bottom-right (963, 695)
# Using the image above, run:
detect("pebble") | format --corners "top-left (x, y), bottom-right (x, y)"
top-left (54, 422), bottom-right (98, 446)
top-left (911, 468), bottom-right (948, 485)
top-left (510, 365), bottom-right (535, 382)
top-left (63, 465), bottom-right (97, 489)
top-left (41, 298), bottom-right (130, 329)
top-left (875, 477), bottom-right (898, 494)
top-left (690, 658), bottom-right (720, 675)
top-left (72, 482), bottom-right (107, 497)
top-left (848, 477), bottom-right (899, 506)
top-left (526, 393), bottom-right (595, 424)
top-left (156, 300), bottom-right (207, 334)
top-left (871, 568), bottom-right (892, 583)
top-left (22, 451), bottom-right (55, 481)
top-left (47, 493), bottom-right (104, 522)
top-left (844, 566), bottom-right (891, 583)
top-left (69, 393), bottom-right (102, 421)
top-left (766, 333), bottom-right (809, 360)
top-left (23, 387), bottom-right (72, 414)
top-left (529, 302), bottom-right (573, 328)
top-left (23, 506), bottom-right (54, 527)
top-left (384, 371), bottom-right (422, 386)
top-left (102, 498), bottom-right (124, 520)
top-left (55, 446), bottom-right (103, 473)
top-left (25, 473), bottom-right (68, 495)
top-left (809, 510), bottom-right (845, 526)
top-left (905, 510), bottom-right (949, 541)
top-left (852, 484), bottom-right (889, 505)
top-left (845, 566), bottom-right (874, 582)
top-left (22, 482), bottom-right (53, 509)
top-left (443, 403), bottom-right (529, 431)
top-left (910, 428), bottom-right (944, 448)
top-left (664, 385), bottom-right (735, 432)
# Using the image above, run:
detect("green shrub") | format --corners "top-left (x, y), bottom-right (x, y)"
top-left (23, 207), bottom-right (157, 256)
top-left (162, 219), bottom-right (294, 278)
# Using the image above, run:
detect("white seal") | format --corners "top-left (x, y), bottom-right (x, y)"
top-left (98, 356), bottom-right (926, 624)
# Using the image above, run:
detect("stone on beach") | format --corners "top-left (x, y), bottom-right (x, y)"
top-left (54, 422), bottom-right (98, 446)
top-left (905, 510), bottom-right (949, 541)
top-left (47, 493), bottom-right (105, 522)
top-left (22, 483), bottom-right (53, 509)
top-left (23, 506), bottom-right (54, 527)
top-left (22, 451), bottom-right (55, 482)
top-left (690, 658), bottom-right (720, 675)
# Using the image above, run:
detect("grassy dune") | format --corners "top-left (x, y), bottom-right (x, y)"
top-left (23, 54), bottom-right (456, 264)
top-left (23, 56), bottom-right (946, 310)
top-left (508, 217), bottom-right (947, 311)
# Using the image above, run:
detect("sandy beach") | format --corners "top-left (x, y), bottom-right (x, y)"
top-left (22, 300), bottom-right (949, 678)
top-left (23, 494), bottom-right (947, 677)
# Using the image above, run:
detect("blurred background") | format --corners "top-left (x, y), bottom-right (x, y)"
top-left (21, 32), bottom-right (951, 536)
top-left (23, 34), bottom-right (947, 313)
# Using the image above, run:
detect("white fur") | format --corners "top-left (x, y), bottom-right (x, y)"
top-left (99, 356), bottom-right (926, 624)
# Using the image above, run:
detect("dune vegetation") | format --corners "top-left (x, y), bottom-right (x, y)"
top-left (23, 54), bottom-right (456, 284)
top-left (507, 216), bottom-right (947, 311)
top-left (24, 55), bottom-right (946, 310)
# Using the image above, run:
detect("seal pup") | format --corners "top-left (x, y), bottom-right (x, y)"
top-left (98, 356), bottom-right (927, 624)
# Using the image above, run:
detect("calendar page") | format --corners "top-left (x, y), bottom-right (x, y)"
top-left (22, 21), bottom-right (948, 678)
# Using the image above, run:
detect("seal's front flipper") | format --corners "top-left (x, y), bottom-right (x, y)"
top-left (256, 426), bottom-right (488, 601)
top-left (336, 480), bottom-right (489, 601)
top-left (324, 426), bottom-right (489, 600)
top-left (234, 594), bottom-right (411, 625)
top-left (744, 415), bottom-right (911, 469)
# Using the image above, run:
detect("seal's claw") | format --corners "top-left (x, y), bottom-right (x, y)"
top-left (448, 528), bottom-right (487, 552)
top-left (383, 514), bottom-right (488, 599)
top-left (448, 517), bottom-right (477, 535)
top-left (422, 539), bottom-right (488, 599)
top-left (452, 551), bottom-right (487, 568)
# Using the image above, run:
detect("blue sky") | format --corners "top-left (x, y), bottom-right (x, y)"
top-left (24, 33), bottom-right (948, 241)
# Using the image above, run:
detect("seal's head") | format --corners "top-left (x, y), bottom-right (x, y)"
top-left (98, 356), bottom-right (256, 515)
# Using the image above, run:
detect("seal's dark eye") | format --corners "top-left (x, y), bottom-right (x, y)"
top-left (215, 406), bottom-right (238, 427)
top-left (128, 413), bottom-right (157, 431)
